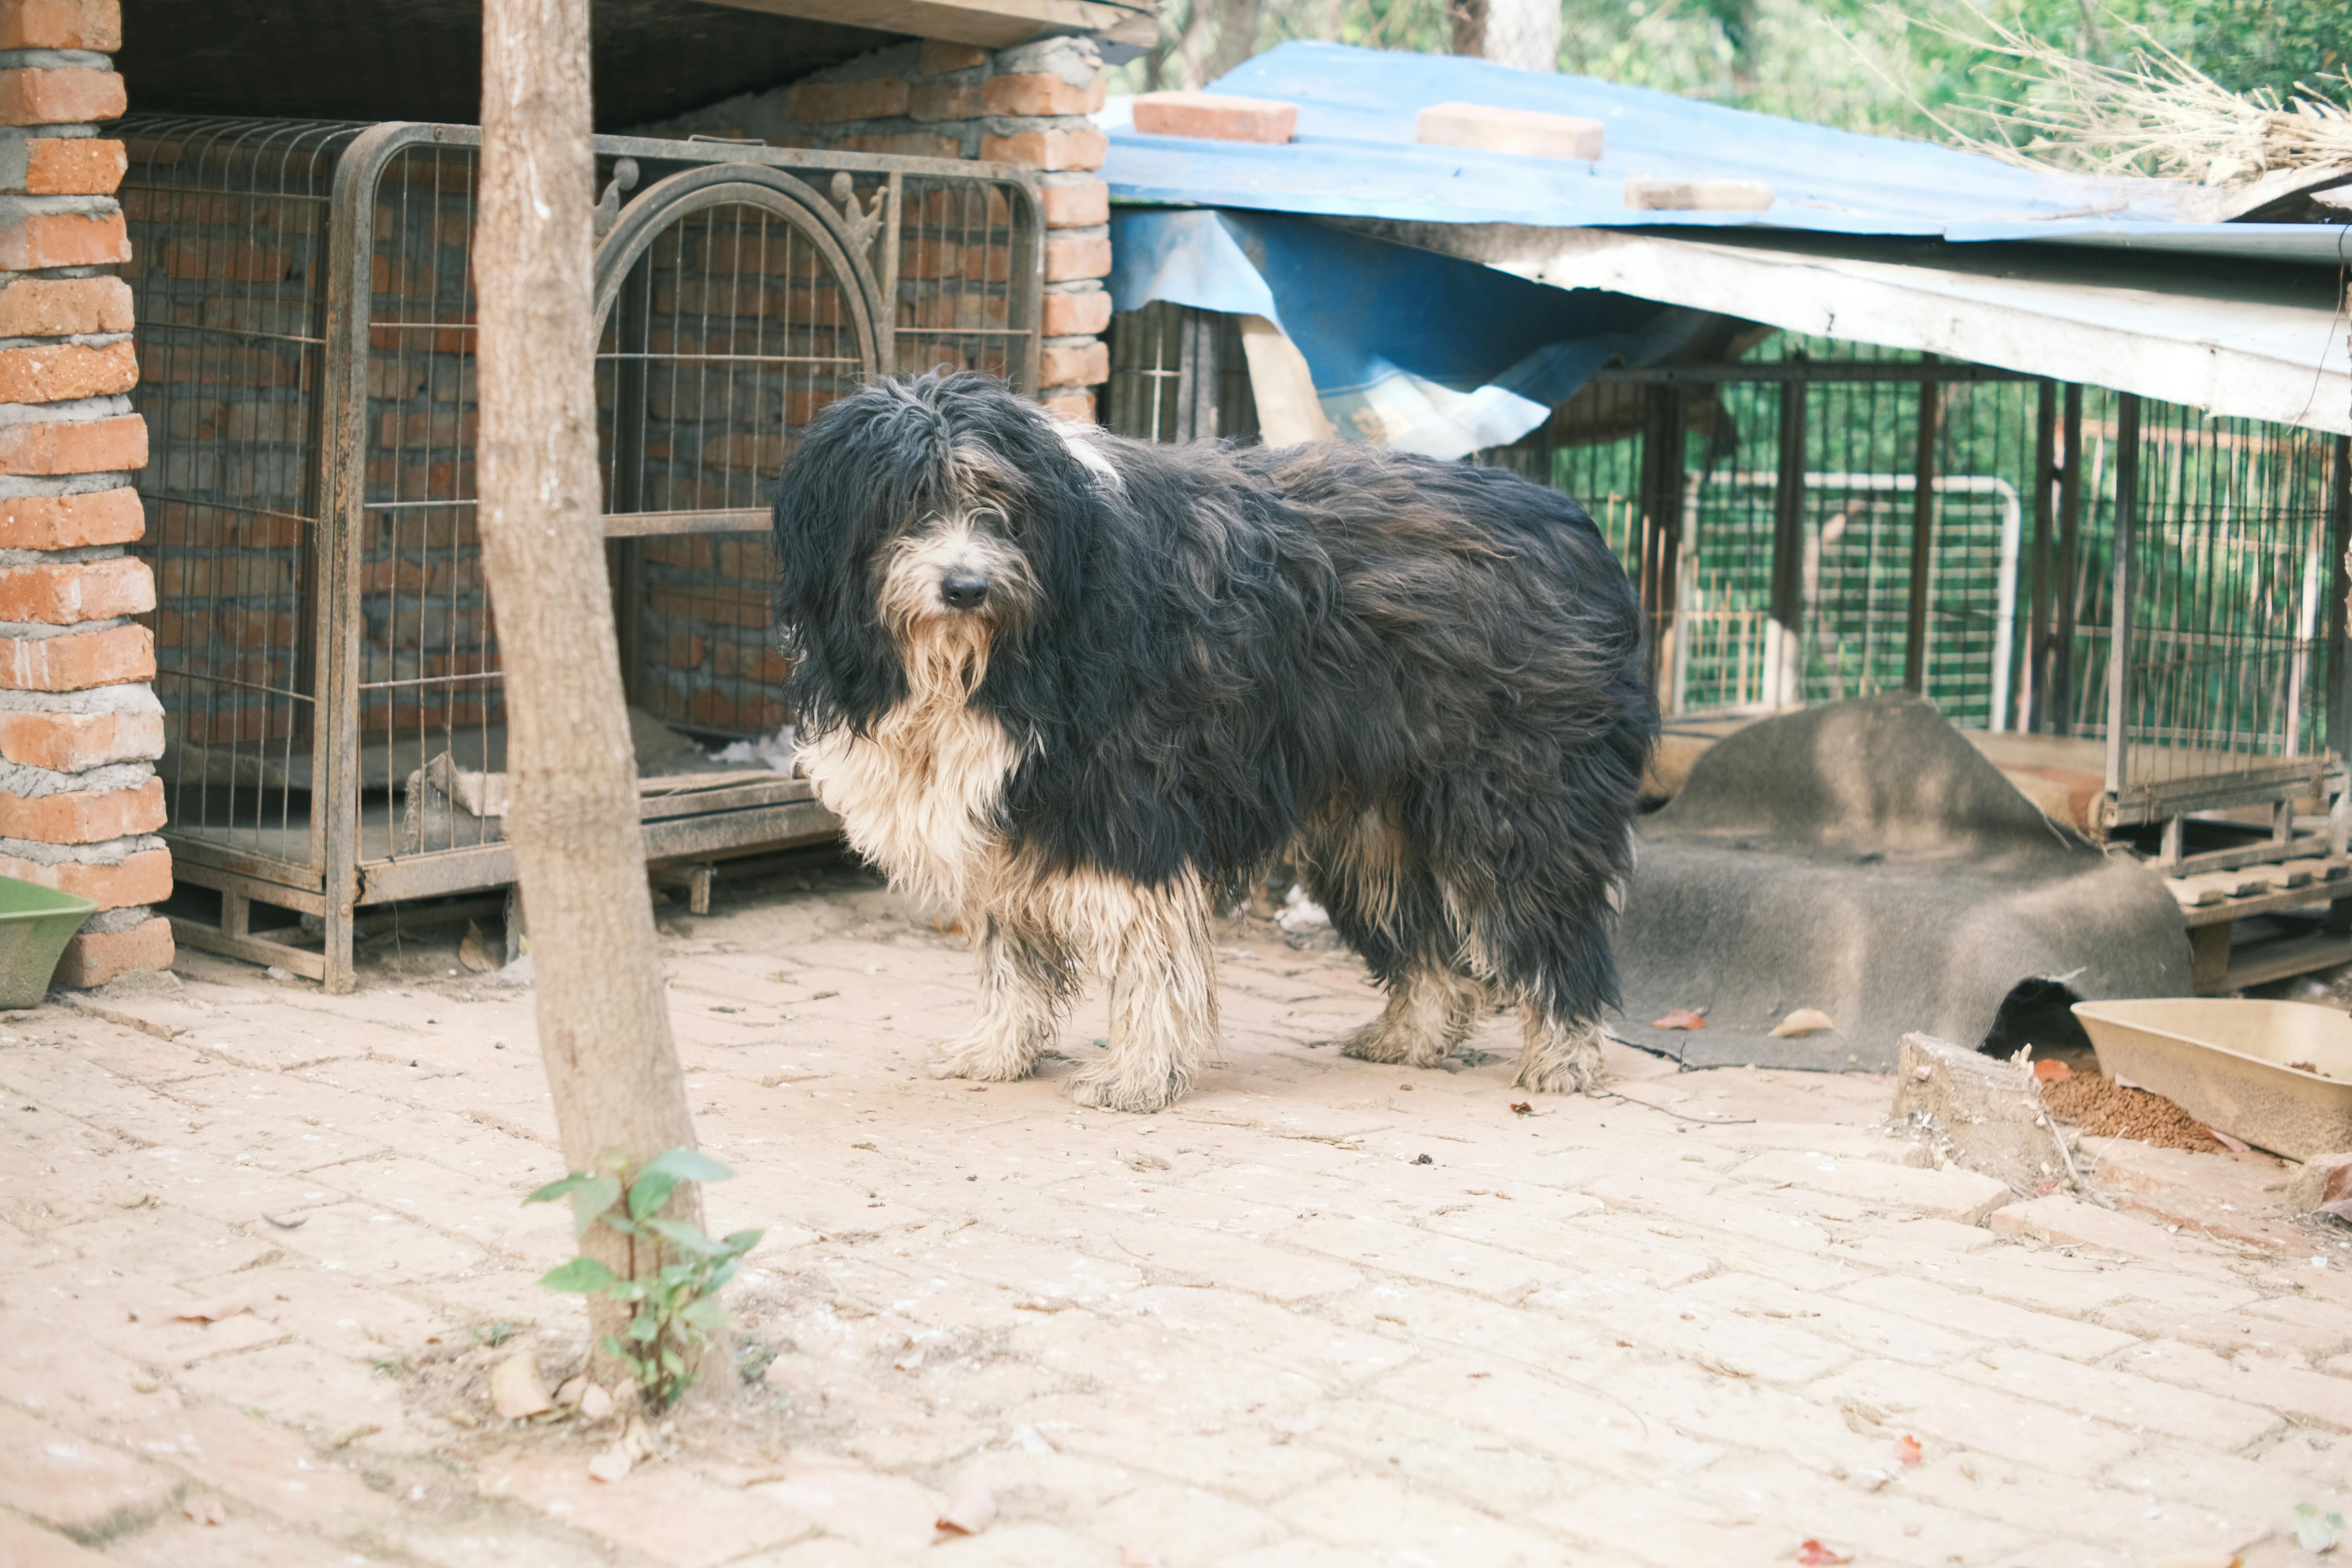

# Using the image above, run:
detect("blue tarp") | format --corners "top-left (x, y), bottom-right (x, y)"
top-left (1107, 207), bottom-right (1713, 455)
top-left (1102, 40), bottom-right (2346, 263)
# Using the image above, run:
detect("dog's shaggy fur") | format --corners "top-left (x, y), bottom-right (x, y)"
top-left (771, 372), bottom-right (1657, 1113)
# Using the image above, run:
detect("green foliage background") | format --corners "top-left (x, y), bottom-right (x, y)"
top-left (1118, 0), bottom-right (2347, 144)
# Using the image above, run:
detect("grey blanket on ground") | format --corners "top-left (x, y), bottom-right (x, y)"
top-left (1611, 693), bottom-right (2191, 1071)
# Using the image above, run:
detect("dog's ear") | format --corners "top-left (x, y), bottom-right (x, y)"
top-left (771, 380), bottom-right (954, 728)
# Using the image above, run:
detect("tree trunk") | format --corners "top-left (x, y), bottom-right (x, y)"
top-left (1458, 0), bottom-right (1559, 71)
top-left (476, 0), bottom-right (703, 1370)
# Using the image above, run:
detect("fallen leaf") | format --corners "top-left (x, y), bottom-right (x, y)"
top-left (172, 1292), bottom-right (251, 1323)
top-left (2206, 1126), bottom-right (2255, 1154)
top-left (1894, 1433), bottom-right (1923, 1467)
top-left (1769, 1008), bottom-right (1835, 1039)
top-left (1651, 1008), bottom-right (1707, 1031)
top-left (1123, 1151), bottom-right (1171, 1172)
top-left (587, 1442), bottom-right (631, 1483)
top-left (488, 1351), bottom-right (554, 1419)
top-left (1797, 1541), bottom-right (1851, 1566)
top-left (182, 1495), bottom-right (227, 1526)
top-left (1509, 1101), bottom-right (1533, 1116)
top-left (936, 1475), bottom-right (997, 1536)
top-left (458, 920), bottom-right (498, 973)
top-left (2032, 1059), bottom-right (2072, 1083)
top-left (579, 1383), bottom-right (615, 1421)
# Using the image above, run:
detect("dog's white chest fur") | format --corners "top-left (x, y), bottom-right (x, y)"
top-left (798, 701), bottom-right (1020, 913)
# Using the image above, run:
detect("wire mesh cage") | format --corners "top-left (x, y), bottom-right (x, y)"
top-left (1104, 309), bottom-right (2352, 875)
top-left (127, 116), bottom-right (1043, 989)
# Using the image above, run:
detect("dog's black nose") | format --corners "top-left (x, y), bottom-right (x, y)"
top-left (941, 570), bottom-right (989, 610)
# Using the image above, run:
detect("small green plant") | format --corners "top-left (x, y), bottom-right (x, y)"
top-left (2296, 1504), bottom-right (2345, 1553)
top-left (524, 1147), bottom-right (763, 1413)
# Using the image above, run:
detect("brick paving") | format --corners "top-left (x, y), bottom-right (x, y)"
top-left (1, 856), bottom-right (2348, 1566)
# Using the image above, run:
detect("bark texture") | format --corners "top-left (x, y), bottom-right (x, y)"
top-left (476, 0), bottom-right (703, 1348)
top-left (1453, 0), bottom-right (1560, 70)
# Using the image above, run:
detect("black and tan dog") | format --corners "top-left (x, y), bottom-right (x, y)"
top-left (770, 371), bottom-right (1656, 1113)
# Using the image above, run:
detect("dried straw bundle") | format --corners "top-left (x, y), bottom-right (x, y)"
top-left (1925, 9), bottom-right (2352, 187)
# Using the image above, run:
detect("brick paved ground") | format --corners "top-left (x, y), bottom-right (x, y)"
top-left (2, 853), bottom-right (2349, 1566)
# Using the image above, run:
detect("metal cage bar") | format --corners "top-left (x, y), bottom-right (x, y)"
top-left (126, 115), bottom-right (1044, 988)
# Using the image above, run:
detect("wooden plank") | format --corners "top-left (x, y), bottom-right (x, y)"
top-left (2222, 930), bottom-right (2352, 993)
top-left (639, 779), bottom-right (807, 821)
top-left (688, 0), bottom-right (1158, 48)
top-left (602, 507), bottom-right (769, 537)
top-left (167, 917), bottom-right (329, 982)
top-left (638, 771), bottom-right (811, 799)
top-left (2189, 924), bottom-right (2233, 994)
top-left (169, 859), bottom-right (331, 916)
top-left (641, 799), bottom-right (839, 860)
top-left (2174, 862), bottom-right (2352, 928)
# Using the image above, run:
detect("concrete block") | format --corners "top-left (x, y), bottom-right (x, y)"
top-left (2283, 1150), bottom-right (2352, 1220)
top-left (1624, 174), bottom-right (1775, 211)
top-left (1893, 1032), bottom-right (2070, 1194)
top-left (1416, 101), bottom-right (1604, 161)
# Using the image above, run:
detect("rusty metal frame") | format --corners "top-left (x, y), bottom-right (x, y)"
top-left (143, 119), bottom-right (1043, 990)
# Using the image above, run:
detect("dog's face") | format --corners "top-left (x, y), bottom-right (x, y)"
top-left (870, 445), bottom-right (1042, 703)
top-left (771, 372), bottom-right (1101, 732)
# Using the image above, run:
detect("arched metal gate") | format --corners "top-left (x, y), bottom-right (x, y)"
top-left (125, 118), bottom-right (1043, 989)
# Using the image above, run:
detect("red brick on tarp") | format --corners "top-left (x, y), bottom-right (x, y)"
top-left (1132, 91), bottom-right (1298, 145)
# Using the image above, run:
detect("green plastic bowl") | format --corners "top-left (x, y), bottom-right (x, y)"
top-left (0, 875), bottom-right (96, 1008)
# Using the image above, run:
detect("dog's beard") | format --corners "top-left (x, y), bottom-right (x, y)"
top-left (875, 517), bottom-right (1035, 709)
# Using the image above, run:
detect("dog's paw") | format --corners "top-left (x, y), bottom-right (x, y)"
top-left (1513, 1058), bottom-right (1603, 1095)
top-left (1068, 1065), bottom-right (1187, 1114)
top-left (929, 1027), bottom-right (1037, 1083)
top-left (1337, 1022), bottom-right (1447, 1068)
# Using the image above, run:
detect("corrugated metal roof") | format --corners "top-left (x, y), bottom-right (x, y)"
top-left (1101, 41), bottom-right (2352, 265)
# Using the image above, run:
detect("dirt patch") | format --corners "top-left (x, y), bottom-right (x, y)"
top-left (2041, 1070), bottom-right (2225, 1153)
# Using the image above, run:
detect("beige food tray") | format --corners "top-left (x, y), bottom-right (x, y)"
top-left (2071, 998), bottom-right (2352, 1162)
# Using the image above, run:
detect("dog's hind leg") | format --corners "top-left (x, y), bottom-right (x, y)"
top-left (1069, 870), bottom-right (1217, 1114)
top-left (1339, 963), bottom-right (1484, 1068)
top-left (932, 914), bottom-right (1075, 1083)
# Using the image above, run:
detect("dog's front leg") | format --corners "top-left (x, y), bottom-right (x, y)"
top-left (931, 913), bottom-right (1073, 1083)
top-left (1069, 871), bottom-right (1217, 1114)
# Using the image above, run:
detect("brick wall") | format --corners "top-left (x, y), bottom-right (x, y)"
top-left (0, 0), bottom-right (168, 986)
top-left (657, 33), bottom-right (1113, 423)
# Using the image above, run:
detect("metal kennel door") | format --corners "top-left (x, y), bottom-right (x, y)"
top-left (591, 161), bottom-right (884, 736)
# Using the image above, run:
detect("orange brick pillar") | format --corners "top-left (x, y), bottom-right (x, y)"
top-left (0, 0), bottom-right (171, 987)
top-left (752, 34), bottom-right (1114, 423)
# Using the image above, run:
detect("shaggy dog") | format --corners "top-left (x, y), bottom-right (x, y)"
top-left (770, 372), bottom-right (1656, 1113)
